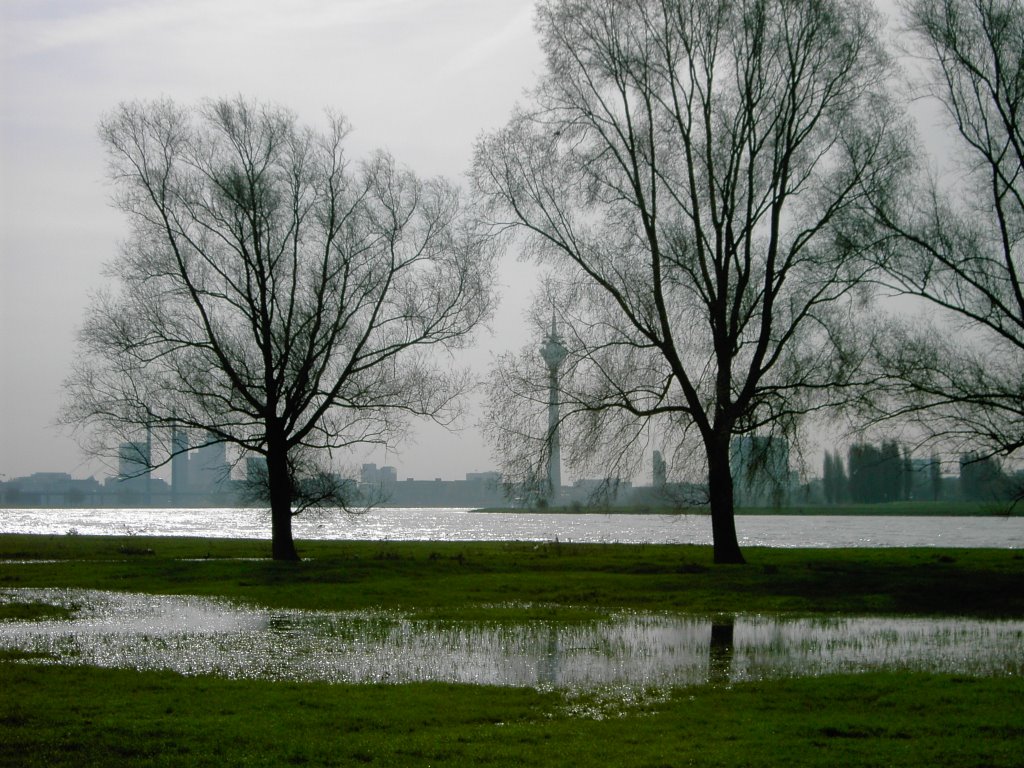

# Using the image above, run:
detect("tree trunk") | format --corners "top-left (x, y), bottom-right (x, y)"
top-left (266, 435), bottom-right (299, 562)
top-left (706, 433), bottom-right (746, 565)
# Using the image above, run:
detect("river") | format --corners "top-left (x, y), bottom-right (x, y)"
top-left (2, 507), bottom-right (1023, 548)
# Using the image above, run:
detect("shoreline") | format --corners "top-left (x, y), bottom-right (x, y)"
top-left (471, 501), bottom-right (1019, 517)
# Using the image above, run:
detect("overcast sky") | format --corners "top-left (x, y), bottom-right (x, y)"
top-left (0, 0), bottom-right (545, 482)
top-left (0, 0), bottom-right (958, 488)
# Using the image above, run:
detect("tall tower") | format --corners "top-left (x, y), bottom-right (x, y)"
top-left (539, 314), bottom-right (568, 499)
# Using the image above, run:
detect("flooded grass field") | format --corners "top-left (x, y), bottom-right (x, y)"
top-left (2, 588), bottom-right (1022, 690)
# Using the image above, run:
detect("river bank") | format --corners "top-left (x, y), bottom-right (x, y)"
top-left (475, 500), bottom-right (1018, 516)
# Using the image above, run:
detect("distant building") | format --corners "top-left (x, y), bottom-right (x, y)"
top-left (246, 456), bottom-right (268, 484)
top-left (165, 430), bottom-right (234, 505)
top-left (730, 435), bottom-right (790, 507)
top-left (118, 440), bottom-right (152, 502)
top-left (569, 478), bottom-right (632, 505)
top-left (652, 451), bottom-right (667, 488)
top-left (361, 463), bottom-right (398, 485)
top-left (0, 472), bottom-right (102, 507)
top-left (2, 458), bottom-right (511, 511)
top-left (171, 426), bottom-right (190, 502)
top-left (118, 441), bottom-right (150, 479)
top-left (355, 465), bottom-right (507, 507)
top-left (190, 436), bottom-right (230, 495)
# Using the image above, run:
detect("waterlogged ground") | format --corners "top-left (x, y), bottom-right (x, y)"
top-left (2, 588), bottom-right (1023, 691)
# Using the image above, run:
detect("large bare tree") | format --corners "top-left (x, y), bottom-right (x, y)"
top-left (865, 0), bottom-right (1023, 463)
top-left (473, 0), bottom-right (910, 562)
top-left (64, 98), bottom-right (495, 560)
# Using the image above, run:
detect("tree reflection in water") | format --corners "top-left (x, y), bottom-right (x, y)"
top-left (1, 589), bottom-right (1023, 690)
top-left (709, 619), bottom-right (735, 685)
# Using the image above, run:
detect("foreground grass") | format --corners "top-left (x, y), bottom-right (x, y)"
top-left (1, 662), bottom-right (1021, 768)
top-left (2, 535), bottom-right (1022, 766)
top-left (2, 534), bottom-right (1022, 617)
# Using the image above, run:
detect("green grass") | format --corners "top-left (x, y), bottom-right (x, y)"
top-left (0, 600), bottom-right (75, 622)
top-left (1, 663), bottom-right (1020, 767)
top-left (2, 535), bottom-right (1023, 766)
top-left (2, 534), bottom-right (1022, 617)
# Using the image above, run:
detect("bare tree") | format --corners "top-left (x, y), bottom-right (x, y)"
top-left (63, 98), bottom-right (495, 560)
top-left (864, 0), bottom-right (1023, 463)
top-left (473, 0), bottom-right (910, 562)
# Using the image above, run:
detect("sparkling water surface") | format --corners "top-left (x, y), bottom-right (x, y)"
top-left (4, 509), bottom-right (1022, 698)
top-left (3, 507), bottom-right (1023, 548)
top-left (3, 589), bottom-right (1022, 690)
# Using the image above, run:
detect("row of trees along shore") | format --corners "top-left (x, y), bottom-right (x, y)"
top-left (823, 444), bottom-right (1019, 504)
top-left (65, 0), bottom-right (1023, 561)
top-left (821, 445), bottom-right (932, 506)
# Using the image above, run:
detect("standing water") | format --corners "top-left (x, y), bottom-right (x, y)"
top-left (2, 589), bottom-right (1022, 690)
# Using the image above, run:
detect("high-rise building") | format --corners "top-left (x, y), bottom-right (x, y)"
top-left (171, 426), bottom-right (190, 500)
top-left (360, 463), bottom-right (397, 485)
top-left (653, 450), bottom-right (667, 488)
top-left (191, 434), bottom-right (230, 495)
top-left (246, 456), bottom-right (268, 484)
top-left (118, 440), bottom-right (151, 499)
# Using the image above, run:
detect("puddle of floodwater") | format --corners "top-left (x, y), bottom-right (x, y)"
top-left (1, 588), bottom-right (1022, 690)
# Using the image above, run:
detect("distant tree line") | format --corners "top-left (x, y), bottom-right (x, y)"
top-left (823, 443), bottom-right (1019, 504)
top-left (959, 453), bottom-right (1021, 503)
top-left (848, 442), bottom-right (911, 504)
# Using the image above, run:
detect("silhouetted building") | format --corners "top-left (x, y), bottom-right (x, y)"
top-left (0, 472), bottom-right (102, 507)
top-left (171, 426), bottom-right (190, 502)
top-left (361, 463), bottom-right (398, 485)
top-left (118, 440), bottom-right (151, 502)
top-left (653, 450), bottom-right (667, 488)
top-left (189, 435), bottom-right (231, 497)
top-left (354, 467), bottom-right (507, 507)
top-left (569, 477), bottom-right (632, 505)
top-left (246, 456), bottom-right (267, 484)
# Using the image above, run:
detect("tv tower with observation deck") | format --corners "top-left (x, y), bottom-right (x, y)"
top-left (539, 313), bottom-right (568, 500)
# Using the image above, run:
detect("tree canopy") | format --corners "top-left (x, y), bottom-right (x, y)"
top-left (64, 98), bottom-right (496, 559)
top-left (865, 0), bottom-right (1023, 463)
top-left (473, 0), bottom-right (911, 562)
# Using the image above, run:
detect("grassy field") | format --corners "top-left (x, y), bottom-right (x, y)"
top-left (2, 535), bottom-right (1023, 766)
top-left (2, 534), bottom-right (1022, 617)
top-left (2, 664), bottom-right (1020, 768)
